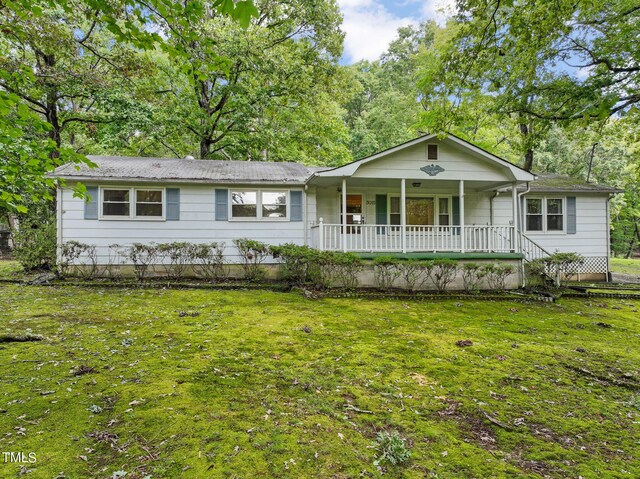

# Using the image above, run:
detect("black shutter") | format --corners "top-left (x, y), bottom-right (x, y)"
top-left (375, 194), bottom-right (387, 233)
top-left (290, 191), bottom-right (303, 221)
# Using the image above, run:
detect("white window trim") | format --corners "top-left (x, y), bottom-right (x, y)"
top-left (99, 187), bottom-right (166, 221)
top-left (229, 189), bottom-right (290, 221)
top-left (525, 196), bottom-right (565, 234)
top-left (389, 194), bottom-right (453, 226)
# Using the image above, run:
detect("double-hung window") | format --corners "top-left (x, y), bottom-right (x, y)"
top-left (231, 190), bottom-right (287, 220)
top-left (526, 197), bottom-right (564, 232)
top-left (101, 187), bottom-right (164, 219)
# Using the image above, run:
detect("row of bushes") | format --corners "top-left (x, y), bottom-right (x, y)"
top-left (58, 241), bottom-right (227, 281)
top-left (271, 244), bottom-right (515, 291)
top-left (51, 238), bottom-right (518, 291)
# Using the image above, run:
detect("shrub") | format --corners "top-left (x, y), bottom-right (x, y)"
top-left (372, 256), bottom-right (401, 289)
top-left (12, 221), bottom-right (57, 271)
top-left (373, 431), bottom-right (411, 466)
top-left (191, 242), bottom-right (226, 281)
top-left (57, 240), bottom-right (86, 277)
top-left (124, 243), bottom-right (158, 281)
top-left (332, 252), bottom-right (363, 289)
top-left (397, 260), bottom-right (427, 291)
top-left (270, 243), bottom-right (319, 286)
top-left (525, 259), bottom-right (547, 288)
top-left (157, 242), bottom-right (194, 280)
top-left (545, 252), bottom-right (584, 286)
top-left (58, 241), bottom-right (99, 279)
top-left (103, 244), bottom-right (123, 279)
top-left (429, 259), bottom-right (458, 292)
top-left (233, 238), bottom-right (269, 281)
top-left (482, 263), bottom-right (515, 290)
top-left (460, 262), bottom-right (486, 292)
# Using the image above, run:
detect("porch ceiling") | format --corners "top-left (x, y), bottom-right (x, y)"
top-left (309, 176), bottom-right (515, 192)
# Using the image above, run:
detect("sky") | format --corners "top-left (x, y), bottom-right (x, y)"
top-left (337, 0), bottom-right (456, 64)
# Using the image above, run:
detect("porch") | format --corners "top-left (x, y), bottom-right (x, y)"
top-left (310, 223), bottom-right (518, 253)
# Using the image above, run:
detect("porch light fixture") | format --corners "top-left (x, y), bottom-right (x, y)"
top-left (412, 182), bottom-right (421, 188)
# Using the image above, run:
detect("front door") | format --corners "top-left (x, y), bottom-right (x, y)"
top-left (340, 194), bottom-right (363, 233)
top-left (406, 197), bottom-right (435, 225)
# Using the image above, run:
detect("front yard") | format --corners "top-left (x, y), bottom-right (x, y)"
top-left (0, 268), bottom-right (638, 478)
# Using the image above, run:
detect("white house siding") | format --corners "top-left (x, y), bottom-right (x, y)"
top-left (494, 193), bottom-right (610, 274)
top-left (352, 140), bottom-right (509, 182)
top-left (59, 183), bottom-right (307, 264)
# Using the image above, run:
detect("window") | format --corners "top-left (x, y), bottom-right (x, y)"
top-left (230, 190), bottom-right (288, 220)
top-left (390, 197), bottom-right (401, 226)
top-left (526, 198), bottom-right (543, 231)
top-left (438, 197), bottom-right (450, 225)
top-left (262, 191), bottom-right (287, 218)
top-left (427, 143), bottom-right (438, 160)
top-left (232, 191), bottom-right (257, 218)
top-left (526, 197), bottom-right (564, 232)
top-left (546, 198), bottom-right (563, 231)
top-left (101, 188), bottom-right (164, 219)
top-left (136, 190), bottom-right (163, 217)
top-left (102, 189), bottom-right (130, 216)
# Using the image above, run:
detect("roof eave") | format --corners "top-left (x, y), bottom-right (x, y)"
top-left (51, 175), bottom-right (307, 186)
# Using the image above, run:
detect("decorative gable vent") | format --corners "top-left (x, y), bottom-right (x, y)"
top-left (427, 143), bottom-right (438, 161)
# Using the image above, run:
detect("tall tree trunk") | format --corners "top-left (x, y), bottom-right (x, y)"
top-left (41, 52), bottom-right (61, 158)
top-left (518, 120), bottom-right (534, 171)
top-left (200, 138), bottom-right (211, 159)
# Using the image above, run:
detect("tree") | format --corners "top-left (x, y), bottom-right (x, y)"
top-left (0, 0), bottom-right (258, 214)
top-left (148, 0), bottom-right (345, 161)
top-left (343, 22), bottom-right (436, 159)
top-left (417, 1), bottom-right (640, 171)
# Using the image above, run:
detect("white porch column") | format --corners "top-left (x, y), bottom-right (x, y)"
top-left (401, 178), bottom-right (407, 253)
top-left (459, 180), bottom-right (465, 253)
top-left (511, 181), bottom-right (519, 252)
top-left (342, 177), bottom-right (347, 253)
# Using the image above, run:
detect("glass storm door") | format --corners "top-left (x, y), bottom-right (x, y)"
top-left (340, 194), bottom-right (363, 233)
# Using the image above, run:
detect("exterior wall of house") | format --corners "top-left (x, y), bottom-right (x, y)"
top-left (59, 182), bottom-right (309, 264)
top-left (351, 140), bottom-right (511, 182)
top-left (494, 193), bottom-right (611, 276)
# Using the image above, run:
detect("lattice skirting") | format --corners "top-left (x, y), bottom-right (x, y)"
top-left (576, 256), bottom-right (609, 274)
top-left (544, 256), bottom-right (609, 279)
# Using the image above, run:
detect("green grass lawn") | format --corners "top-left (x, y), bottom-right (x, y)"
top-left (0, 280), bottom-right (639, 478)
top-left (610, 257), bottom-right (640, 276)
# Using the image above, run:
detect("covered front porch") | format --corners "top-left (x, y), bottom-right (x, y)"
top-left (309, 178), bottom-right (521, 254)
top-left (306, 134), bottom-right (535, 254)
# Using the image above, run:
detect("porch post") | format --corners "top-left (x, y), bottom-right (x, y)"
top-left (318, 217), bottom-right (324, 251)
top-left (342, 177), bottom-right (347, 253)
top-left (511, 181), bottom-right (518, 253)
top-left (459, 180), bottom-right (465, 253)
top-left (401, 178), bottom-right (406, 253)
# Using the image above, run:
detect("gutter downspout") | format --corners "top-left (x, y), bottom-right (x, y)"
top-left (516, 181), bottom-right (531, 287)
top-left (606, 194), bottom-right (612, 282)
top-left (303, 184), bottom-right (309, 246)
top-left (57, 181), bottom-right (63, 268)
top-left (490, 191), bottom-right (501, 226)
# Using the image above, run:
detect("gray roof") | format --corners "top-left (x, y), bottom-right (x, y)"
top-left (51, 156), bottom-right (315, 184)
top-left (528, 173), bottom-right (622, 194)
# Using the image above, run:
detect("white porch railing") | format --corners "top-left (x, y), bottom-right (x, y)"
top-left (310, 223), bottom-right (517, 253)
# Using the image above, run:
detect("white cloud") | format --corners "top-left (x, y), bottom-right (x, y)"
top-left (420, 0), bottom-right (457, 26)
top-left (338, 0), bottom-right (414, 62)
top-left (338, 0), bottom-right (456, 63)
